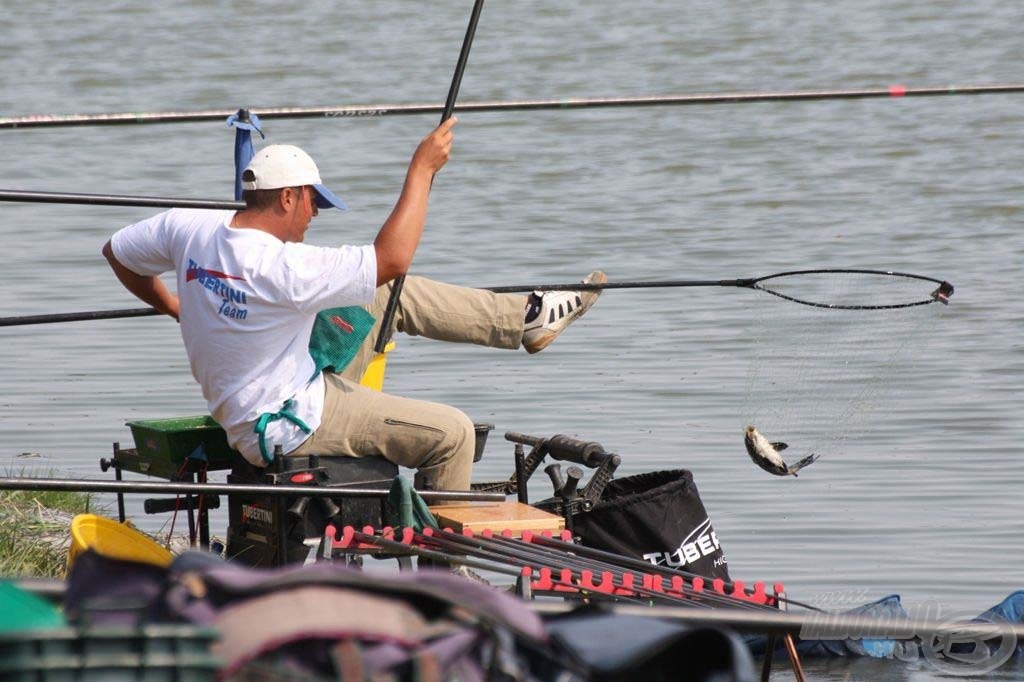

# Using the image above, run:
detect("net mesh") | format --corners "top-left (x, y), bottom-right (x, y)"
top-left (742, 271), bottom-right (951, 462)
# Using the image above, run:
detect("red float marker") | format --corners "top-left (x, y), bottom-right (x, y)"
top-left (889, 84), bottom-right (908, 97)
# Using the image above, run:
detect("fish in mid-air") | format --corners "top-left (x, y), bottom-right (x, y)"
top-left (744, 426), bottom-right (820, 477)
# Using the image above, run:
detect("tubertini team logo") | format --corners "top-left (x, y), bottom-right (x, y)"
top-left (240, 503), bottom-right (273, 525)
top-left (186, 259), bottom-right (249, 319)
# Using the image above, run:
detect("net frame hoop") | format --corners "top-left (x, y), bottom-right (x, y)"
top-left (750, 268), bottom-right (950, 310)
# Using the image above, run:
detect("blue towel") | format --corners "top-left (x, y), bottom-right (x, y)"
top-left (226, 110), bottom-right (264, 201)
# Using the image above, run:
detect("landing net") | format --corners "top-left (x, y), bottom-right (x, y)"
top-left (741, 270), bottom-right (953, 464)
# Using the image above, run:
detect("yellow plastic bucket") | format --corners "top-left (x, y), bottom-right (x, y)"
top-left (67, 514), bottom-right (173, 573)
top-left (359, 341), bottom-right (395, 392)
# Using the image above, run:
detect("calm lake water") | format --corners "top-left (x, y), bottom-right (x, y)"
top-left (1, 3), bottom-right (1021, 678)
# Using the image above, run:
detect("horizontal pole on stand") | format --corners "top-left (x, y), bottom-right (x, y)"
top-left (0, 477), bottom-right (503, 503)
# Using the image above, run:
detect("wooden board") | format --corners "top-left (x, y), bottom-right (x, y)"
top-left (429, 501), bottom-right (564, 536)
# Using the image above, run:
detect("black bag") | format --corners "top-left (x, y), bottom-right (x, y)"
top-left (545, 608), bottom-right (756, 682)
top-left (572, 469), bottom-right (730, 581)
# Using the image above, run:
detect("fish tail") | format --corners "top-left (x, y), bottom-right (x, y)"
top-left (789, 453), bottom-right (820, 474)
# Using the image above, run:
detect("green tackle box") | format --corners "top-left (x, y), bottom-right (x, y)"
top-left (122, 416), bottom-right (241, 477)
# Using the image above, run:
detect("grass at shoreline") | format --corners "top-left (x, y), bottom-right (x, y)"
top-left (0, 488), bottom-right (92, 578)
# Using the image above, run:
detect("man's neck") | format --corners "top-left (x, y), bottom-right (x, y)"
top-left (231, 208), bottom-right (286, 241)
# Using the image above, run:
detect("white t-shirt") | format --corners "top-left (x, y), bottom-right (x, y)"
top-left (111, 208), bottom-right (377, 465)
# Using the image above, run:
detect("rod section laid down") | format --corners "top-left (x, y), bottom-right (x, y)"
top-left (0, 477), bottom-right (503, 503)
top-left (529, 601), bottom-right (1024, 639)
top-left (2, 84), bottom-right (1023, 129)
top-left (343, 528), bottom-right (524, 578)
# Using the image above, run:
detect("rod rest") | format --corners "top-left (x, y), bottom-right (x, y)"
top-left (545, 434), bottom-right (613, 467)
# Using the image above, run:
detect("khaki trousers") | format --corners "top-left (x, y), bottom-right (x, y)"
top-left (290, 276), bottom-right (527, 491)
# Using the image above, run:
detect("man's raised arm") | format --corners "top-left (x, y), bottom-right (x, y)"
top-left (102, 240), bottom-right (180, 320)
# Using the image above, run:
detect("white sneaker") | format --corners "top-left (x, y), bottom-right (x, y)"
top-left (522, 270), bottom-right (606, 354)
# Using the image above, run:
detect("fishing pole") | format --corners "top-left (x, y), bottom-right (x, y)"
top-left (481, 532), bottom-right (756, 608)
top-left (0, 189), bottom-right (243, 210)
top-left (0, 269), bottom-right (954, 328)
top-left (374, 0), bottom-right (485, 354)
top-left (486, 269), bottom-right (955, 311)
top-left (338, 527), bottom-right (524, 579)
top-left (394, 527), bottom-right (675, 608)
top-left (2, 83), bottom-right (1023, 129)
top-left (530, 600), bottom-right (1024, 641)
top-left (334, 522), bottom-right (759, 611)
top-left (0, 307), bottom-right (161, 326)
top-left (524, 531), bottom-right (821, 613)
top-left (425, 529), bottom-right (767, 611)
top-left (0, 477), bottom-right (503, 503)
top-left (414, 532), bottom-right (688, 609)
top-left (413, 529), bottom-right (658, 604)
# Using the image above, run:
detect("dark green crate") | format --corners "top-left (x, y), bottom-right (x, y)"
top-left (0, 625), bottom-right (221, 681)
top-left (125, 416), bottom-right (240, 475)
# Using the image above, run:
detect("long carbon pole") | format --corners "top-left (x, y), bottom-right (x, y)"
top-left (530, 601), bottom-right (1024, 640)
top-left (0, 271), bottom-right (951, 327)
top-left (0, 308), bottom-right (162, 327)
top-left (374, 0), bottom-right (486, 353)
top-left (0, 189), bottom-right (243, 210)
top-left (0, 477), bottom-right (503, 503)
top-left (2, 84), bottom-right (1023, 129)
top-left (0, 280), bottom-right (746, 327)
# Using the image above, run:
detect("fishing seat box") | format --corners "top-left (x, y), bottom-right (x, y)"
top-left (225, 454), bottom-right (398, 567)
top-left (123, 415), bottom-right (398, 566)
top-left (125, 416), bottom-right (493, 566)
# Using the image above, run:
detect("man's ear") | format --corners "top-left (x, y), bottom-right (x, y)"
top-left (278, 186), bottom-right (298, 212)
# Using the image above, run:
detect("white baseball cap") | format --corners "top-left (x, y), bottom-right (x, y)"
top-left (242, 144), bottom-right (347, 211)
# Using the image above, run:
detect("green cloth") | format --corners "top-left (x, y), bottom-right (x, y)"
top-left (0, 581), bottom-right (66, 632)
top-left (386, 476), bottom-right (440, 532)
top-left (253, 398), bottom-right (311, 464)
top-left (308, 306), bottom-right (376, 380)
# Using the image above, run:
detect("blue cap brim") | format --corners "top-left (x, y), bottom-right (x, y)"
top-left (312, 184), bottom-right (347, 211)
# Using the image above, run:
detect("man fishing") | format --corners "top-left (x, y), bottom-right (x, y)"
top-left (102, 118), bottom-right (604, 491)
